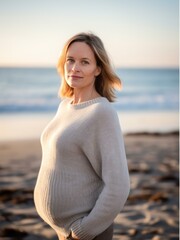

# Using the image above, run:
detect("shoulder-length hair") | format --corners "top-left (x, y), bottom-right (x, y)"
top-left (57, 32), bottom-right (121, 102)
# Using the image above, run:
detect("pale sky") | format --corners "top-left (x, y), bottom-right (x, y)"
top-left (0, 0), bottom-right (179, 68)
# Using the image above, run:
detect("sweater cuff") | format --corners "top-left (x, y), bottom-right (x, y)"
top-left (70, 218), bottom-right (96, 240)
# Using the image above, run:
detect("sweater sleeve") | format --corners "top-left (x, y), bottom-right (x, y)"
top-left (70, 105), bottom-right (130, 240)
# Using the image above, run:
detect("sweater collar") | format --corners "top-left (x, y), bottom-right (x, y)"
top-left (67, 97), bottom-right (107, 109)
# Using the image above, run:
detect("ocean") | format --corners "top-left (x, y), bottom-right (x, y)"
top-left (0, 67), bottom-right (179, 140)
top-left (0, 67), bottom-right (178, 113)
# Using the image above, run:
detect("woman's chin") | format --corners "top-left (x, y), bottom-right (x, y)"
top-left (68, 82), bottom-right (83, 90)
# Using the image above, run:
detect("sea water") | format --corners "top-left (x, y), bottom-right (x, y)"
top-left (0, 67), bottom-right (179, 140)
top-left (0, 67), bottom-right (178, 113)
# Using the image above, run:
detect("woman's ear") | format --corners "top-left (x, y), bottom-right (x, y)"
top-left (95, 66), bottom-right (101, 77)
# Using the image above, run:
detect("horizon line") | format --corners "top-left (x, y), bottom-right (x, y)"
top-left (0, 65), bottom-right (179, 70)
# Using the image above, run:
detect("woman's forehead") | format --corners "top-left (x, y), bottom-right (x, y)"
top-left (67, 42), bottom-right (95, 59)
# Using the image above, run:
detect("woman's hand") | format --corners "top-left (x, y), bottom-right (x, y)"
top-left (71, 231), bottom-right (79, 239)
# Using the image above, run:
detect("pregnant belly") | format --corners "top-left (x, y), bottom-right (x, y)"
top-left (34, 167), bottom-right (102, 227)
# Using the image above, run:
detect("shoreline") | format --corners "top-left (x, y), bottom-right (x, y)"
top-left (0, 111), bottom-right (178, 142)
top-left (0, 130), bottom-right (179, 144)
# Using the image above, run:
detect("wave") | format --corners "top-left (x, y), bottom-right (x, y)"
top-left (0, 67), bottom-right (178, 113)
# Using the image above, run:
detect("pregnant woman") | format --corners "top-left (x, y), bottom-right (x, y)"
top-left (34, 32), bottom-right (130, 240)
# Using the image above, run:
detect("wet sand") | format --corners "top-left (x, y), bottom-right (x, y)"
top-left (0, 133), bottom-right (179, 240)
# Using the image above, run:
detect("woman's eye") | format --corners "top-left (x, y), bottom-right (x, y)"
top-left (66, 58), bottom-right (74, 63)
top-left (82, 60), bottom-right (89, 65)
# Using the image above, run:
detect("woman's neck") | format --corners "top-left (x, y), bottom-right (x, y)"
top-left (72, 88), bottom-right (100, 105)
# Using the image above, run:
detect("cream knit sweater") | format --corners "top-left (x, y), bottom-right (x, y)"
top-left (34, 97), bottom-right (130, 240)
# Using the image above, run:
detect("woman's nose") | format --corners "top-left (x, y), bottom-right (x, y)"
top-left (72, 63), bottom-right (80, 72)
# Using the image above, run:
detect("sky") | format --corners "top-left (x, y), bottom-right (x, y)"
top-left (0, 0), bottom-right (179, 68)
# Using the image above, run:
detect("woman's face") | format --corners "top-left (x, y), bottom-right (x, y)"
top-left (64, 41), bottom-right (101, 91)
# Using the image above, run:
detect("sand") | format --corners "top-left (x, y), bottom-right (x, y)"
top-left (0, 133), bottom-right (179, 240)
top-left (0, 111), bottom-right (178, 141)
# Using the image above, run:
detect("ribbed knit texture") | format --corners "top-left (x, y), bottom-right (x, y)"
top-left (34, 97), bottom-right (130, 240)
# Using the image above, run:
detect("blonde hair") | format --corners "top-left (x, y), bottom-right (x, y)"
top-left (57, 32), bottom-right (121, 102)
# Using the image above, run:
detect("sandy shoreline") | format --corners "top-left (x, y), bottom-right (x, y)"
top-left (0, 134), bottom-right (179, 240)
top-left (0, 111), bottom-right (178, 141)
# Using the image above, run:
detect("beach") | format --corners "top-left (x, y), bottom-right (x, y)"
top-left (0, 111), bottom-right (178, 142)
top-left (0, 67), bottom-right (179, 239)
top-left (0, 133), bottom-right (178, 240)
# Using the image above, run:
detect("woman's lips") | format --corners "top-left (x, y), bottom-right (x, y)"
top-left (69, 75), bottom-right (83, 79)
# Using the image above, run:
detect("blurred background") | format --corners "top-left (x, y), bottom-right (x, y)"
top-left (0, 1), bottom-right (179, 239)
top-left (0, 0), bottom-right (179, 140)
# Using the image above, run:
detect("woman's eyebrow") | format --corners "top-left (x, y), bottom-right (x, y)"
top-left (66, 56), bottom-right (91, 61)
top-left (81, 57), bottom-right (90, 60)
top-left (66, 56), bottom-right (74, 58)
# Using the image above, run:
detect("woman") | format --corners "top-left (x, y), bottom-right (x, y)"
top-left (34, 32), bottom-right (130, 240)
